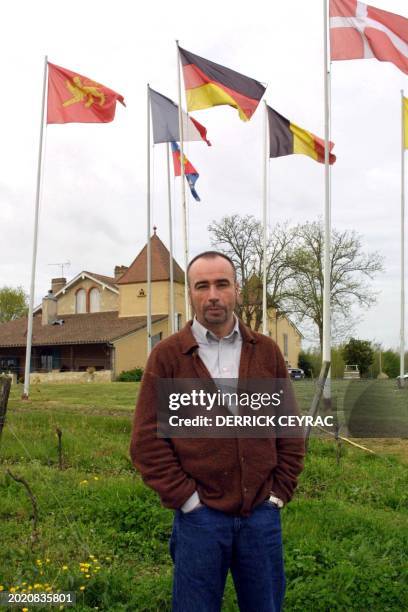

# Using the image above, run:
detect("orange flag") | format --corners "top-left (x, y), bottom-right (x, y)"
top-left (47, 62), bottom-right (125, 124)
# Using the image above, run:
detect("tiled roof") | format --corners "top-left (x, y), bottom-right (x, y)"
top-left (0, 311), bottom-right (167, 347)
top-left (82, 272), bottom-right (118, 290)
top-left (117, 233), bottom-right (185, 285)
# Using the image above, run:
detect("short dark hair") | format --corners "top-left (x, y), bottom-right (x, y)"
top-left (187, 251), bottom-right (237, 284)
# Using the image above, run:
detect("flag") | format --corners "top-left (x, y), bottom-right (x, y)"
top-left (178, 46), bottom-right (266, 122)
top-left (267, 106), bottom-right (336, 165)
top-left (47, 62), bottom-right (125, 124)
top-left (171, 142), bottom-right (201, 202)
top-left (330, 0), bottom-right (408, 75)
top-left (149, 88), bottom-right (211, 145)
top-left (404, 97), bottom-right (408, 149)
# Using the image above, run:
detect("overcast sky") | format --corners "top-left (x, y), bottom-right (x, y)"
top-left (1, 0), bottom-right (407, 350)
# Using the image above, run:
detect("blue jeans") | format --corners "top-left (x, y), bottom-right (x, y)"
top-left (169, 501), bottom-right (285, 612)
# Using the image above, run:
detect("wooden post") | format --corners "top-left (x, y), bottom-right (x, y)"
top-left (0, 375), bottom-right (12, 440)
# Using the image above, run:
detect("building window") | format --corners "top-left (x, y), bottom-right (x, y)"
top-left (75, 288), bottom-right (86, 313)
top-left (89, 288), bottom-right (100, 313)
top-left (152, 332), bottom-right (162, 348)
top-left (40, 349), bottom-right (61, 372)
top-left (283, 333), bottom-right (288, 358)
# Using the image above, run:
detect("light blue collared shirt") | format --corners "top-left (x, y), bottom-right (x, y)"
top-left (191, 314), bottom-right (242, 380)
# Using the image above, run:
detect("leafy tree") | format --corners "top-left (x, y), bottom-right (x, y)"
top-left (0, 286), bottom-right (28, 323)
top-left (382, 350), bottom-right (400, 378)
top-left (299, 346), bottom-right (345, 378)
top-left (298, 351), bottom-right (314, 378)
top-left (341, 337), bottom-right (375, 377)
top-left (208, 215), bottom-right (294, 331)
top-left (285, 221), bottom-right (384, 350)
top-left (331, 346), bottom-right (346, 378)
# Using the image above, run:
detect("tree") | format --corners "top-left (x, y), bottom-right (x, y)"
top-left (285, 221), bottom-right (384, 350)
top-left (208, 215), bottom-right (294, 331)
top-left (298, 351), bottom-right (314, 378)
top-left (382, 349), bottom-right (400, 378)
top-left (341, 338), bottom-right (375, 377)
top-left (0, 286), bottom-right (28, 323)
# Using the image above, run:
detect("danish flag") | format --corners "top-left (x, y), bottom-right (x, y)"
top-left (330, 0), bottom-right (408, 74)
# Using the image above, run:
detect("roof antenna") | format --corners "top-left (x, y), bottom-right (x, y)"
top-left (48, 261), bottom-right (71, 277)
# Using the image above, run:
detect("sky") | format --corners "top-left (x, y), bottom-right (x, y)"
top-left (0, 0), bottom-right (407, 350)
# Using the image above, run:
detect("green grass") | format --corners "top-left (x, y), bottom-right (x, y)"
top-left (0, 382), bottom-right (407, 611)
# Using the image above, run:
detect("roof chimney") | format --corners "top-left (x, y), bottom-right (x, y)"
top-left (114, 265), bottom-right (128, 279)
top-left (51, 277), bottom-right (66, 294)
top-left (42, 291), bottom-right (58, 326)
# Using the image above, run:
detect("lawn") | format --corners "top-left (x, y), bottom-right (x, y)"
top-left (0, 382), bottom-right (407, 611)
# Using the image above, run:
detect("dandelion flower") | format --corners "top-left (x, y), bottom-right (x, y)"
top-left (62, 566), bottom-right (68, 571)
top-left (79, 586), bottom-right (85, 591)
top-left (0, 586), bottom-right (3, 592)
top-left (85, 574), bottom-right (90, 578)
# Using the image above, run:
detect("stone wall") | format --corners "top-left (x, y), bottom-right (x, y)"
top-left (29, 370), bottom-right (113, 384)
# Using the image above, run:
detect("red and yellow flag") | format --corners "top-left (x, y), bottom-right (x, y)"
top-left (47, 63), bottom-right (125, 124)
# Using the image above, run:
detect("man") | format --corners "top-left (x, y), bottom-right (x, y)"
top-left (129, 251), bottom-right (305, 611)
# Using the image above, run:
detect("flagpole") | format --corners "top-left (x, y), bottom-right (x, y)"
top-left (400, 89), bottom-right (406, 383)
top-left (167, 142), bottom-right (176, 333)
top-left (146, 84), bottom-right (152, 355)
top-left (176, 40), bottom-right (190, 323)
top-left (262, 100), bottom-right (269, 336)
top-left (323, 0), bottom-right (332, 399)
top-left (22, 55), bottom-right (48, 400)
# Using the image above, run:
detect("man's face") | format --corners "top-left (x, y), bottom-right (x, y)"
top-left (188, 256), bottom-right (239, 330)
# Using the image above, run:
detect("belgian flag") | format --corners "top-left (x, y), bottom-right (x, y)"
top-left (267, 105), bottom-right (336, 164)
top-left (178, 46), bottom-right (266, 122)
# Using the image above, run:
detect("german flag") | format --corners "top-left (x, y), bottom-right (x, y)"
top-left (267, 105), bottom-right (336, 164)
top-left (179, 46), bottom-right (266, 122)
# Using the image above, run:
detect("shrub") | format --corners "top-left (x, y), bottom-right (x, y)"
top-left (116, 367), bottom-right (144, 382)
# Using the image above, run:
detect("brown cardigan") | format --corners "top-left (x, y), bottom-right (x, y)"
top-left (129, 320), bottom-right (305, 517)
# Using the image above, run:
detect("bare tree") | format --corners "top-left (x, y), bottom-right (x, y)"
top-left (285, 220), bottom-right (384, 350)
top-left (208, 215), bottom-right (294, 330)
